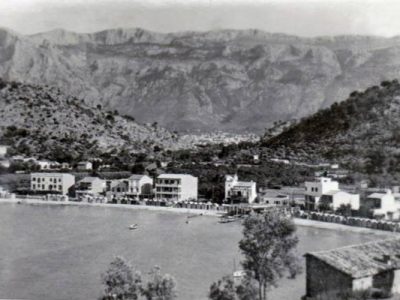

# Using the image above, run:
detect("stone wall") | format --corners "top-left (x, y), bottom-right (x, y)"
top-left (305, 255), bottom-right (352, 298)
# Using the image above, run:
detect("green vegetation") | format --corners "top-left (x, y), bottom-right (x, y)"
top-left (263, 79), bottom-right (400, 185)
top-left (209, 211), bottom-right (301, 300)
top-left (101, 257), bottom-right (177, 300)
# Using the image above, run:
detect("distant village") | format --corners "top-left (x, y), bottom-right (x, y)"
top-left (1, 143), bottom-right (400, 225)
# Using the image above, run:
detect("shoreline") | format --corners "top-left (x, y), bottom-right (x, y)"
top-left (0, 198), bottom-right (397, 236)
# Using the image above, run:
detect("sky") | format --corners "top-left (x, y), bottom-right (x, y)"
top-left (1, 0), bottom-right (400, 37)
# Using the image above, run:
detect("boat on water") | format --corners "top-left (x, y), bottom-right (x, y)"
top-left (218, 216), bottom-right (239, 223)
top-left (129, 224), bottom-right (139, 230)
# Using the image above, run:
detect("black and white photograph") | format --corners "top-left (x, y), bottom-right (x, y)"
top-left (1, 0), bottom-right (400, 299)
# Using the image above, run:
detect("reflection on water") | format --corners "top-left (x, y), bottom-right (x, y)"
top-left (0, 203), bottom-right (394, 300)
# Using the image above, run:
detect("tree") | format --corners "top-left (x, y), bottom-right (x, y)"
top-left (336, 204), bottom-right (352, 217)
top-left (238, 212), bottom-right (301, 300)
top-left (208, 275), bottom-right (258, 300)
top-left (142, 266), bottom-right (177, 300)
top-left (101, 256), bottom-right (142, 300)
top-left (208, 276), bottom-right (237, 300)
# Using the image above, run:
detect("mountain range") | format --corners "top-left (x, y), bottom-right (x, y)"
top-left (1, 27), bottom-right (400, 132)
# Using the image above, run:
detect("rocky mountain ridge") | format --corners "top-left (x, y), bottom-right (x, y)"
top-left (1, 27), bottom-right (400, 132)
top-left (0, 78), bottom-right (191, 161)
top-left (263, 79), bottom-right (400, 179)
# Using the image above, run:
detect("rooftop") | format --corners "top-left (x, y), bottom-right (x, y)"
top-left (368, 192), bottom-right (391, 199)
top-left (129, 174), bottom-right (148, 180)
top-left (306, 238), bottom-right (400, 278)
top-left (233, 181), bottom-right (256, 188)
top-left (31, 172), bottom-right (74, 177)
top-left (79, 176), bottom-right (102, 183)
top-left (158, 174), bottom-right (196, 179)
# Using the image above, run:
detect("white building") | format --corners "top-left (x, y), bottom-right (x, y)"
top-left (304, 177), bottom-right (339, 210)
top-left (31, 173), bottom-right (75, 195)
top-left (36, 160), bottom-right (60, 170)
top-left (155, 174), bottom-right (198, 202)
top-left (0, 145), bottom-right (8, 158)
top-left (319, 190), bottom-right (360, 210)
top-left (258, 189), bottom-right (290, 206)
top-left (365, 190), bottom-right (400, 220)
top-left (107, 175), bottom-right (153, 200)
top-left (125, 175), bottom-right (153, 199)
top-left (77, 161), bottom-right (93, 171)
top-left (75, 177), bottom-right (106, 198)
top-left (225, 174), bottom-right (257, 204)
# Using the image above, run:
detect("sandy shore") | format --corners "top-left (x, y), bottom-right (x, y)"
top-left (0, 198), bottom-right (224, 216)
top-left (0, 198), bottom-right (398, 236)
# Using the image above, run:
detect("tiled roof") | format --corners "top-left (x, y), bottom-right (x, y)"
top-left (306, 238), bottom-right (400, 278)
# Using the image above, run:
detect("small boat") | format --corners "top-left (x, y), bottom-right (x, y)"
top-left (219, 216), bottom-right (238, 224)
top-left (129, 224), bottom-right (139, 230)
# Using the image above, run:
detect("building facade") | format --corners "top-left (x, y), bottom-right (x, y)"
top-left (30, 173), bottom-right (75, 195)
top-left (225, 174), bottom-right (257, 204)
top-left (305, 239), bottom-right (400, 299)
top-left (155, 174), bottom-right (198, 202)
top-left (125, 175), bottom-right (153, 199)
top-left (0, 145), bottom-right (8, 158)
top-left (107, 175), bottom-right (153, 200)
top-left (363, 190), bottom-right (400, 220)
top-left (304, 177), bottom-right (339, 210)
top-left (75, 177), bottom-right (106, 198)
top-left (77, 161), bottom-right (93, 171)
top-left (319, 190), bottom-right (360, 210)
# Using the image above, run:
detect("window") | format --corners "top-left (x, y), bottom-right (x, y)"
top-left (59, 178), bottom-right (61, 182)
top-left (32, 184), bottom-right (36, 189)
top-left (42, 184), bottom-right (45, 189)
top-left (32, 177), bottom-right (36, 181)
top-left (374, 199), bottom-right (381, 209)
top-left (59, 185), bottom-right (62, 190)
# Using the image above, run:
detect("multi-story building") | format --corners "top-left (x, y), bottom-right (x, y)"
top-left (155, 174), bottom-right (198, 202)
top-left (304, 177), bottom-right (339, 210)
top-left (125, 175), bottom-right (153, 199)
top-left (107, 175), bottom-right (153, 200)
top-left (75, 176), bottom-right (106, 198)
top-left (225, 174), bottom-right (257, 204)
top-left (30, 173), bottom-right (75, 195)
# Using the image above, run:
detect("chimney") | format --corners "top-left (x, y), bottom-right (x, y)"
top-left (383, 255), bottom-right (392, 266)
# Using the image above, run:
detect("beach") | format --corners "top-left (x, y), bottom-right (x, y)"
top-left (1, 198), bottom-right (398, 235)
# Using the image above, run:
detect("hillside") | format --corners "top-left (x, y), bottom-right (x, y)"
top-left (2, 28), bottom-right (400, 132)
top-left (0, 78), bottom-right (188, 162)
top-left (263, 79), bottom-right (400, 176)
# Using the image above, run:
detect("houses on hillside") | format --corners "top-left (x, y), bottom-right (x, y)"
top-left (304, 238), bottom-right (400, 299)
